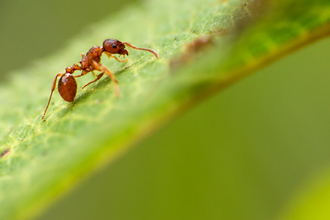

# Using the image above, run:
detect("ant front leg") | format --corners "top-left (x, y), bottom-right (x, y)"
top-left (42, 73), bottom-right (63, 119)
top-left (104, 52), bottom-right (128, 62)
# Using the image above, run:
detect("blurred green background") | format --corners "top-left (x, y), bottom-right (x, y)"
top-left (1, 0), bottom-right (330, 220)
top-left (0, 0), bottom-right (138, 80)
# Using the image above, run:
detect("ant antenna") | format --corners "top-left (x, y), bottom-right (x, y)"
top-left (123, 42), bottom-right (159, 59)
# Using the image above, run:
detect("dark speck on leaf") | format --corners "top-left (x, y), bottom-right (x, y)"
top-left (1, 148), bottom-right (10, 158)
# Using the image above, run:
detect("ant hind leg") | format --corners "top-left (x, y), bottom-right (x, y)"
top-left (74, 70), bottom-right (89, 78)
top-left (42, 73), bottom-right (64, 119)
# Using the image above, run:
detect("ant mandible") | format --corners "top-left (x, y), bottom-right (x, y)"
top-left (42, 39), bottom-right (158, 119)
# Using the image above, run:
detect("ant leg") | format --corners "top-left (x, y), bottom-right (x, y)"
top-left (98, 63), bottom-right (118, 84)
top-left (93, 61), bottom-right (120, 96)
top-left (111, 54), bottom-right (128, 62)
top-left (42, 73), bottom-right (63, 119)
top-left (123, 42), bottom-right (159, 59)
top-left (104, 52), bottom-right (128, 62)
top-left (74, 70), bottom-right (89, 78)
top-left (81, 72), bottom-right (104, 89)
top-left (100, 63), bottom-right (120, 96)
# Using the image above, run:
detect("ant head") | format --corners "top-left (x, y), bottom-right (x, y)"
top-left (103, 39), bottom-right (129, 56)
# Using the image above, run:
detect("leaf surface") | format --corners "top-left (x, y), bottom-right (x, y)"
top-left (0, 0), bottom-right (330, 219)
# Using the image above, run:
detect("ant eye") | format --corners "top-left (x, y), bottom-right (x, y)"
top-left (112, 44), bottom-right (117, 48)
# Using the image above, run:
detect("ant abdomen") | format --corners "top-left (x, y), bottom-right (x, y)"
top-left (58, 73), bottom-right (77, 102)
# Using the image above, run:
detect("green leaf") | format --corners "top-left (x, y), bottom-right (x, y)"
top-left (279, 169), bottom-right (330, 220)
top-left (1, 0), bottom-right (330, 219)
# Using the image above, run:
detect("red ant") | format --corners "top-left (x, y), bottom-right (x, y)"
top-left (42, 39), bottom-right (158, 119)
